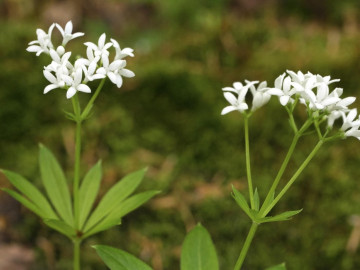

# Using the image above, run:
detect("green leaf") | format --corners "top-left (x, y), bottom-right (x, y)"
top-left (79, 161), bottom-right (102, 229)
top-left (266, 262), bottom-right (287, 270)
top-left (43, 219), bottom-right (76, 238)
top-left (254, 188), bottom-right (260, 211)
top-left (261, 209), bottom-right (303, 223)
top-left (39, 144), bottom-right (73, 226)
top-left (231, 186), bottom-right (253, 219)
top-left (93, 245), bottom-right (152, 270)
top-left (1, 170), bottom-right (58, 219)
top-left (181, 224), bottom-right (219, 270)
top-left (2, 188), bottom-right (45, 218)
top-left (84, 168), bottom-right (147, 232)
top-left (83, 190), bottom-right (159, 238)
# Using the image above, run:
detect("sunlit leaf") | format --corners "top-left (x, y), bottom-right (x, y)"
top-left (261, 209), bottom-right (302, 223)
top-left (83, 190), bottom-right (159, 238)
top-left (93, 245), bottom-right (152, 270)
top-left (181, 224), bottom-right (219, 270)
top-left (84, 168), bottom-right (147, 232)
top-left (39, 144), bottom-right (74, 226)
top-left (1, 170), bottom-right (58, 219)
top-left (2, 188), bottom-right (45, 218)
top-left (79, 161), bottom-right (102, 229)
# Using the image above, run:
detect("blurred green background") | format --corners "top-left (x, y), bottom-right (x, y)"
top-left (1, 0), bottom-right (360, 269)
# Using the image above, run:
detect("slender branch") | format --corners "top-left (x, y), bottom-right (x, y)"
top-left (244, 116), bottom-right (255, 209)
top-left (81, 78), bottom-right (106, 120)
top-left (71, 95), bottom-right (82, 230)
top-left (259, 118), bottom-right (313, 216)
top-left (262, 139), bottom-right (324, 216)
top-left (234, 222), bottom-right (259, 270)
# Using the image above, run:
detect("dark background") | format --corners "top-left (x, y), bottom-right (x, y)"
top-left (1, 0), bottom-right (360, 269)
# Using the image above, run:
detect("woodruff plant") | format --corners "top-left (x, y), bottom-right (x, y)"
top-left (92, 71), bottom-right (360, 270)
top-left (1, 21), bottom-right (159, 269)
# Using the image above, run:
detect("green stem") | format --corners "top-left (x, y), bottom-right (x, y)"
top-left (262, 139), bottom-right (324, 216)
top-left (244, 116), bottom-right (254, 209)
top-left (234, 222), bottom-right (259, 270)
top-left (73, 238), bottom-right (82, 270)
top-left (72, 95), bottom-right (82, 230)
top-left (81, 78), bottom-right (106, 120)
top-left (259, 118), bottom-right (312, 216)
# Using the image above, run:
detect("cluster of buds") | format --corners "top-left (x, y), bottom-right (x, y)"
top-left (26, 21), bottom-right (135, 99)
top-left (222, 70), bottom-right (360, 140)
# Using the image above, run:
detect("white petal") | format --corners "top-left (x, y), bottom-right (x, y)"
top-left (338, 97), bottom-right (356, 108)
top-left (50, 49), bottom-right (61, 62)
top-left (222, 87), bottom-right (237, 93)
top-left (98, 33), bottom-right (106, 48)
top-left (27, 45), bottom-right (42, 52)
top-left (115, 75), bottom-right (123, 88)
top-left (280, 95), bottom-right (290, 106)
top-left (74, 68), bottom-right (83, 85)
top-left (65, 21), bottom-right (73, 34)
top-left (77, 84), bottom-right (91, 93)
top-left (43, 70), bottom-right (57, 84)
top-left (119, 69), bottom-right (135, 78)
top-left (44, 84), bottom-right (58, 94)
top-left (108, 60), bottom-right (123, 70)
top-left (224, 92), bottom-right (237, 105)
top-left (66, 87), bottom-right (77, 99)
top-left (347, 109), bottom-right (357, 122)
top-left (55, 23), bottom-right (65, 36)
top-left (221, 106), bottom-right (237, 115)
top-left (108, 72), bottom-right (118, 84)
top-left (96, 67), bottom-right (106, 75)
top-left (121, 48), bottom-right (134, 57)
top-left (233, 82), bottom-right (243, 90)
top-left (266, 88), bottom-right (283, 96)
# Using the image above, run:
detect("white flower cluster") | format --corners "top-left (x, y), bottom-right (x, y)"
top-left (222, 70), bottom-right (360, 140)
top-left (27, 21), bottom-right (135, 99)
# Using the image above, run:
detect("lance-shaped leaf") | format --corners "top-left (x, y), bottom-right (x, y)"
top-left (84, 168), bottom-right (147, 232)
top-left (2, 188), bottom-right (45, 218)
top-left (79, 161), bottom-right (102, 229)
top-left (181, 224), bottom-right (219, 270)
top-left (1, 170), bottom-right (58, 219)
top-left (39, 144), bottom-right (73, 226)
top-left (44, 219), bottom-right (76, 238)
top-left (266, 262), bottom-right (287, 270)
top-left (83, 190), bottom-right (159, 238)
top-left (231, 186), bottom-right (254, 220)
top-left (93, 245), bottom-right (153, 270)
top-left (260, 209), bottom-right (303, 223)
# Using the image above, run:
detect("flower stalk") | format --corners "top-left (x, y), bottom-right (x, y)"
top-left (244, 116), bottom-right (255, 209)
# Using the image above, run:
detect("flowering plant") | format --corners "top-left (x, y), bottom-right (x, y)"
top-left (1, 21), bottom-right (158, 270)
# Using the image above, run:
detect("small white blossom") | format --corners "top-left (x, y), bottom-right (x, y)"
top-left (56, 21), bottom-right (84, 46)
top-left (221, 80), bottom-right (260, 115)
top-left (247, 80), bottom-right (270, 111)
top-left (43, 69), bottom-right (71, 94)
top-left (110, 38), bottom-right (134, 60)
top-left (97, 58), bottom-right (135, 88)
top-left (340, 109), bottom-right (360, 139)
top-left (27, 24), bottom-right (55, 56)
top-left (84, 33), bottom-right (112, 59)
top-left (66, 68), bottom-right (91, 99)
top-left (267, 73), bottom-right (298, 106)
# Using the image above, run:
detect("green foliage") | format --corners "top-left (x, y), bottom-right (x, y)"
top-left (39, 144), bottom-right (74, 226)
top-left (181, 224), bottom-right (219, 270)
top-left (93, 245), bottom-right (152, 270)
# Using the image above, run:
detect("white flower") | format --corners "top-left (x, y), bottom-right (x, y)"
top-left (97, 58), bottom-right (135, 88)
top-left (26, 24), bottom-right (55, 56)
top-left (66, 68), bottom-right (91, 99)
top-left (56, 21), bottom-right (84, 46)
top-left (111, 38), bottom-right (134, 60)
top-left (340, 109), bottom-right (360, 139)
top-left (221, 81), bottom-right (258, 115)
top-left (267, 73), bottom-right (298, 106)
top-left (84, 33), bottom-right (112, 59)
top-left (43, 69), bottom-right (71, 94)
top-left (247, 80), bottom-right (270, 111)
